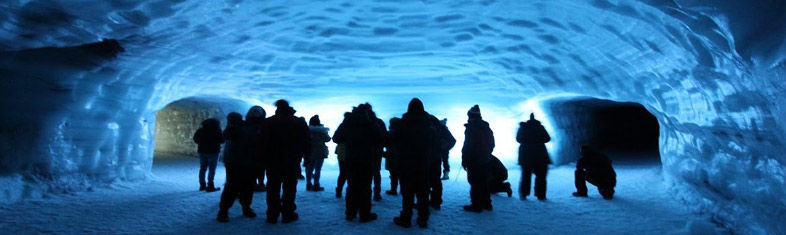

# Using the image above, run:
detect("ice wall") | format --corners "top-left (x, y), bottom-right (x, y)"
top-left (0, 0), bottom-right (785, 232)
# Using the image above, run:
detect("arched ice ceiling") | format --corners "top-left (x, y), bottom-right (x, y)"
top-left (1, 0), bottom-right (786, 233)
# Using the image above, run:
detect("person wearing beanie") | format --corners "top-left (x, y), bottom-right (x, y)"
top-left (462, 104), bottom-right (495, 212)
top-left (333, 105), bottom-right (385, 223)
top-left (264, 99), bottom-right (309, 224)
top-left (391, 98), bottom-right (443, 228)
top-left (217, 112), bottom-right (256, 222)
top-left (305, 115), bottom-right (331, 192)
top-left (193, 118), bottom-right (224, 192)
top-left (244, 106), bottom-right (268, 192)
top-left (516, 113), bottom-right (551, 200)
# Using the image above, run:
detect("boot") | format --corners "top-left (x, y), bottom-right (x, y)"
top-left (217, 209), bottom-right (229, 222)
top-left (306, 183), bottom-right (313, 191)
top-left (373, 194), bottom-right (382, 201)
top-left (336, 187), bottom-right (342, 198)
top-left (416, 217), bottom-right (428, 228)
top-left (242, 207), bottom-right (257, 218)
top-left (199, 182), bottom-right (206, 191)
top-left (572, 192), bottom-right (588, 197)
top-left (358, 213), bottom-right (378, 223)
top-left (385, 189), bottom-right (397, 196)
top-left (281, 212), bottom-right (299, 224)
top-left (313, 184), bottom-right (325, 192)
top-left (441, 170), bottom-right (449, 180)
top-left (393, 216), bottom-right (411, 228)
top-left (205, 183), bottom-right (220, 192)
top-left (463, 204), bottom-right (483, 213)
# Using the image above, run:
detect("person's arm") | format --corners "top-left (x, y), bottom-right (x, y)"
top-left (193, 129), bottom-right (201, 144)
top-left (516, 123), bottom-right (525, 143)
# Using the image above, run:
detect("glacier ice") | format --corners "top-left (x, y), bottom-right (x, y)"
top-left (0, 0), bottom-right (785, 233)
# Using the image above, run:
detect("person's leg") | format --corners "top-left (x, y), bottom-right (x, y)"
top-left (534, 164), bottom-right (548, 199)
top-left (313, 158), bottom-right (324, 189)
top-left (337, 160), bottom-right (347, 197)
top-left (441, 152), bottom-right (450, 180)
top-left (415, 172), bottom-right (430, 226)
top-left (281, 166), bottom-right (299, 221)
top-left (345, 164), bottom-right (359, 219)
top-left (207, 154), bottom-right (218, 186)
top-left (266, 170), bottom-right (283, 222)
top-left (359, 168), bottom-right (374, 218)
top-left (305, 161), bottom-right (314, 189)
top-left (519, 165), bottom-right (533, 197)
top-left (373, 158), bottom-right (382, 200)
top-left (395, 174), bottom-right (414, 227)
top-left (217, 164), bottom-right (238, 221)
top-left (574, 170), bottom-right (589, 196)
top-left (199, 154), bottom-right (208, 189)
top-left (467, 167), bottom-right (481, 206)
top-left (238, 166), bottom-right (256, 217)
top-left (428, 162), bottom-right (442, 208)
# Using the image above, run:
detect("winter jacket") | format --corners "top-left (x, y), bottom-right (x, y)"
top-left (264, 113), bottom-right (309, 168)
top-left (307, 125), bottom-right (331, 162)
top-left (333, 112), bottom-right (385, 166)
top-left (516, 119), bottom-right (551, 166)
top-left (384, 118), bottom-right (402, 171)
top-left (577, 149), bottom-right (616, 181)
top-left (435, 120), bottom-right (456, 163)
top-left (223, 124), bottom-right (252, 165)
top-left (243, 119), bottom-right (266, 165)
top-left (393, 111), bottom-right (440, 172)
top-left (461, 118), bottom-right (495, 168)
top-left (489, 155), bottom-right (508, 183)
top-left (193, 128), bottom-right (224, 154)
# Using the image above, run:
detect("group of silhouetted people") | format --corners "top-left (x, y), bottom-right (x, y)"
top-left (191, 98), bottom-right (618, 227)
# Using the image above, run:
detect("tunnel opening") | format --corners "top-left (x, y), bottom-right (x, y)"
top-left (152, 96), bottom-right (251, 164)
top-left (542, 96), bottom-right (660, 165)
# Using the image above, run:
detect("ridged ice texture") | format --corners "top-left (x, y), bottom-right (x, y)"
top-left (0, 0), bottom-right (785, 233)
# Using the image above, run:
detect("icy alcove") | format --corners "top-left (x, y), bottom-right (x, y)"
top-left (0, 0), bottom-right (785, 233)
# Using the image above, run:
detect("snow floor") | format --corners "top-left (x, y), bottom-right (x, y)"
top-left (0, 156), bottom-right (725, 234)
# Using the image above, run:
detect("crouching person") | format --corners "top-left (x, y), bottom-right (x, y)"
top-left (488, 155), bottom-right (512, 197)
top-left (573, 145), bottom-right (616, 200)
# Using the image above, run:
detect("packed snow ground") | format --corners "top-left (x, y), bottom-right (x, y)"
top-left (0, 156), bottom-right (723, 234)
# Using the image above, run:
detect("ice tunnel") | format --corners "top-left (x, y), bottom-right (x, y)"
top-left (1, 0), bottom-right (785, 233)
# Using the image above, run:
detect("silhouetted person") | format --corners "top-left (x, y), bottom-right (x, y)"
top-left (573, 145), bottom-right (617, 200)
top-left (392, 98), bottom-right (440, 228)
top-left (245, 106), bottom-right (268, 192)
top-left (305, 115), bottom-right (331, 192)
top-left (488, 155), bottom-right (512, 197)
top-left (217, 112), bottom-right (256, 222)
top-left (429, 117), bottom-right (455, 210)
top-left (264, 100), bottom-right (309, 224)
top-left (385, 117), bottom-right (402, 195)
top-left (193, 118), bottom-right (224, 192)
top-left (334, 106), bottom-right (385, 222)
top-left (360, 103), bottom-right (387, 201)
top-left (335, 112), bottom-right (351, 198)
top-left (439, 118), bottom-right (455, 180)
top-left (462, 105), bottom-right (495, 212)
top-left (517, 113), bottom-right (551, 200)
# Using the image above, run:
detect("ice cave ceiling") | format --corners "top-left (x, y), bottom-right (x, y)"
top-left (1, 0), bottom-right (786, 233)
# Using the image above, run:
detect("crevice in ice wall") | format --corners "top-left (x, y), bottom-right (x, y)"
top-left (153, 96), bottom-right (250, 158)
top-left (0, 0), bottom-right (785, 232)
top-left (542, 97), bottom-right (660, 165)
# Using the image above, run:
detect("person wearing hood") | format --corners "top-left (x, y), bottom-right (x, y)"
top-left (193, 118), bottom-right (224, 192)
top-left (439, 118), bottom-right (456, 181)
top-left (244, 106), bottom-right (268, 192)
top-left (334, 105), bottom-right (385, 223)
top-left (217, 112), bottom-right (256, 222)
top-left (517, 113), bottom-right (551, 200)
top-left (429, 117), bottom-right (455, 210)
top-left (461, 105), bottom-right (495, 213)
top-left (360, 103), bottom-right (388, 201)
top-left (392, 98), bottom-right (440, 228)
top-left (305, 115), bottom-right (331, 192)
top-left (384, 117), bottom-right (402, 196)
top-left (264, 100), bottom-right (309, 224)
top-left (573, 145), bottom-right (616, 200)
top-left (335, 112), bottom-right (351, 198)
